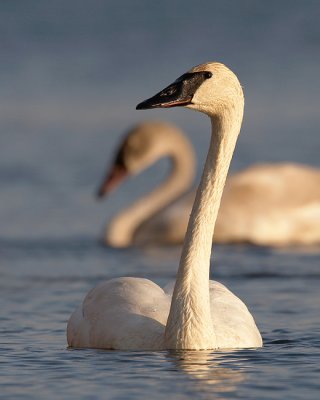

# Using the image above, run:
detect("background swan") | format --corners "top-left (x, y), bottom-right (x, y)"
top-left (98, 122), bottom-right (320, 247)
top-left (67, 62), bottom-right (262, 350)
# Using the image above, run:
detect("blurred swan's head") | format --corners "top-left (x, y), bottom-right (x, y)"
top-left (96, 121), bottom-right (189, 197)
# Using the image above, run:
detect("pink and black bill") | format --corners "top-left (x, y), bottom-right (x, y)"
top-left (136, 71), bottom-right (212, 110)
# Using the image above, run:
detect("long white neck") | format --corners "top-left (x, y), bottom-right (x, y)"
top-left (164, 106), bottom-right (243, 349)
top-left (106, 133), bottom-right (195, 247)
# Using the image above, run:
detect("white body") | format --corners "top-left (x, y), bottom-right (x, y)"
top-left (68, 278), bottom-right (261, 350)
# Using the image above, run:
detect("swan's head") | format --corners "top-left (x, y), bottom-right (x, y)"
top-left (136, 62), bottom-right (243, 117)
top-left (97, 121), bottom-right (189, 197)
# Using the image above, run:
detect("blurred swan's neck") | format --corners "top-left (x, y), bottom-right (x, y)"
top-left (106, 132), bottom-right (195, 247)
top-left (165, 106), bottom-right (244, 350)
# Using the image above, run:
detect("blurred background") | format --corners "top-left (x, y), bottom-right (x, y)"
top-left (0, 0), bottom-right (319, 240)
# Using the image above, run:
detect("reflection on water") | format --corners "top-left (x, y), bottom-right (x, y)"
top-left (168, 350), bottom-right (245, 394)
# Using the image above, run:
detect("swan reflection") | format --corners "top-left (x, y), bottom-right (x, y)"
top-left (167, 350), bottom-right (245, 394)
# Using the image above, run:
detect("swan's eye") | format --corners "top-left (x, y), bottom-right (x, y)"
top-left (204, 72), bottom-right (212, 79)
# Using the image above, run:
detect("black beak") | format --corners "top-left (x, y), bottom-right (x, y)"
top-left (136, 71), bottom-right (212, 110)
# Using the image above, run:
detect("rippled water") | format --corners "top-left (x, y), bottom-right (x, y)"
top-left (1, 241), bottom-right (320, 399)
top-left (1, 1), bottom-right (320, 399)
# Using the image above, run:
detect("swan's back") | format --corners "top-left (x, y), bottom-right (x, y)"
top-left (67, 277), bottom-right (171, 350)
top-left (209, 281), bottom-right (262, 348)
top-left (225, 163), bottom-right (320, 206)
top-left (163, 279), bottom-right (262, 348)
top-left (215, 163), bottom-right (320, 245)
top-left (67, 277), bottom-right (262, 350)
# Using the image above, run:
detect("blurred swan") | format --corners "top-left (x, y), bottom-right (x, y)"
top-left (98, 123), bottom-right (320, 247)
top-left (67, 62), bottom-right (262, 350)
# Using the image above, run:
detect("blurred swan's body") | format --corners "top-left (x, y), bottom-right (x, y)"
top-left (67, 62), bottom-right (262, 350)
top-left (217, 163), bottom-right (320, 246)
top-left (98, 122), bottom-right (320, 247)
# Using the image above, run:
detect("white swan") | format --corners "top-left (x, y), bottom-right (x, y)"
top-left (67, 62), bottom-right (263, 350)
top-left (98, 122), bottom-right (320, 247)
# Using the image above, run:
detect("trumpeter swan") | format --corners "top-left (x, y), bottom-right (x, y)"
top-left (98, 122), bottom-right (320, 247)
top-left (67, 62), bottom-right (263, 350)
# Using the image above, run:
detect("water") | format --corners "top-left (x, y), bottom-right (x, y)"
top-left (2, 242), bottom-right (320, 399)
top-left (1, 1), bottom-right (320, 399)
